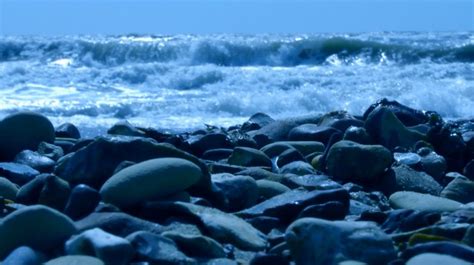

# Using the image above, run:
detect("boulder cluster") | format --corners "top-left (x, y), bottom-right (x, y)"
top-left (0, 99), bottom-right (474, 264)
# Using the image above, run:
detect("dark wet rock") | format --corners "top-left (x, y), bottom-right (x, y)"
top-left (0, 205), bottom-right (76, 258)
top-left (402, 241), bottom-right (474, 263)
top-left (465, 160), bottom-right (474, 180)
top-left (126, 231), bottom-right (196, 264)
top-left (276, 148), bottom-right (305, 168)
top-left (112, 160), bottom-right (136, 174)
top-left (203, 148), bottom-right (233, 161)
top-left (75, 212), bottom-right (164, 237)
top-left (349, 191), bottom-right (390, 211)
top-left (406, 253), bottom-right (471, 265)
top-left (248, 115), bottom-right (321, 142)
top-left (463, 225), bottom-right (474, 247)
top-left (65, 228), bottom-right (135, 265)
top-left (64, 184), bottom-right (101, 220)
top-left (286, 217), bottom-right (396, 265)
top-left (348, 200), bottom-right (378, 216)
top-left (441, 177), bottom-right (474, 203)
top-left (235, 167), bottom-right (284, 182)
top-left (246, 216), bottom-right (284, 234)
top-left (325, 140), bottom-right (392, 184)
top-left (418, 148), bottom-right (447, 180)
top-left (365, 106), bottom-right (426, 150)
top-left (389, 191), bottom-right (463, 212)
top-left (162, 231), bottom-right (226, 259)
top-left (260, 142), bottom-right (296, 158)
top-left (394, 152), bottom-right (421, 166)
top-left (282, 174), bottom-right (341, 190)
top-left (212, 173), bottom-right (258, 211)
top-left (382, 209), bottom-right (441, 233)
top-left (37, 141), bottom-right (64, 161)
top-left (362, 98), bottom-right (430, 127)
top-left (0, 112), bottom-right (55, 161)
top-left (249, 253), bottom-right (290, 265)
top-left (279, 161), bottom-right (315, 175)
top-left (53, 138), bottom-right (76, 154)
top-left (256, 179), bottom-right (291, 200)
top-left (0, 177), bottom-right (18, 201)
top-left (327, 118), bottom-right (365, 132)
top-left (297, 201), bottom-right (347, 220)
top-left (188, 133), bottom-right (233, 156)
top-left (107, 120), bottom-right (146, 137)
top-left (153, 202), bottom-right (268, 251)
top-left (54, 136), bottom-right (211, 193)
top-left (0, 162), bottom-right (39, 185)
top-left (208, 162), bottom-right (247, 174)
top-left (228, 147), bottom-right (272, 168)
top-left (14, 150), bottom-right (55, 173)
top-left (44, 255), bottom-right (105, 265)
top-left (237, 188), bottom-right (349, 223)
top-left (389, 164), bottom-right (443, 196)
top-left (241, 113), bottom-right (275, 132)
top-left (358, 210), bottom-right (388, 224)
top-left (428, 124), bottom-right (468, 172)
top-left (100, 158), bottom-right (202, 209)
top-left (16, 173), bottom-right (71, 210)
top-left (2, 246), bottom-right (45, 265)
top-left (55, 122), bottom-right (81, 139)
top-left (288, 124), bottom-right (340, 144)
top-left (343, 126), bottom-right (372, 144)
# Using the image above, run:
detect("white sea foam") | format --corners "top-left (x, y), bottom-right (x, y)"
top-left (0, 33), bottom-right (472, 135)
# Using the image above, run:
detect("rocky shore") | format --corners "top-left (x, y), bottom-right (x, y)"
top-left (0, 98), bottom-right (474, 265)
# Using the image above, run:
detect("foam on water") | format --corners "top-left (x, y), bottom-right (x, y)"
top-left (0, 33), bottom-right (473, 136)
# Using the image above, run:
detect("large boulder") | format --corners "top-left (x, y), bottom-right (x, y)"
top-left (100, 158), bottom-right (202, 208)
top-left (286, 217), bottom-right (396, 265)
top-left (0, 205), bottom-right (77, 258)
top-left (54, 136), bottom-right (211, 193)
top-left (325, 140), bottom-right (392, 184)
top-left (364, 106), bottom-right (426, 150)
top-left (0, 112), bottom-right (55, 161)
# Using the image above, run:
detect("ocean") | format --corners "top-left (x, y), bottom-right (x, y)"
top-left (0, 32), bottom-right (473, 136)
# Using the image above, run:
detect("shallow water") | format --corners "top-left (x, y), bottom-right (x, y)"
top-left (0, 32), bottom-right (473, 136)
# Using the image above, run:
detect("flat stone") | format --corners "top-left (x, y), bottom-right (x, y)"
top-left (44, 255), bottom-right (105, 265)
top-left (407, 253), bottom-right (471, 265)
top-left (100, 158), bottom-right (202, 208)
top-left (256, 179), bottom-right (291, 200)
top-left (0, 112), bottom-right (55, 161)
top-left (65, 228), bottom-right (134, 265)
top-left (0, 205), bottom-right (77, 258)
top-left (126, 231), bottom-right (195, 264)
top-left (283, 174), bottom-right (342, 190)
top-left (389, 191), bottom-right (463, 212)
top-left (75, 212), bottom-right (164, 237)
top-left (0, 162), bottom-right (39, 185)
top-left (158, 202), bottom-right (268, 251)
top-left (14, 150), bottom-right (55, 173)
top-left (288, 124), bottom-right (340, 144)
top-left (162, 231), bottom-right (226, 259)
top-left (326, 140), bottom-right (392, 184)
top-left (237, 188), bottom-right (349, 223)
top-left (394, 152), bottom-right (421, 166)
top-left (402, 242), bottom-right (474, 263)
top-left (279, 161), bottom-right (315, 176)
top-left (286, 217), bottom-right (396, 265)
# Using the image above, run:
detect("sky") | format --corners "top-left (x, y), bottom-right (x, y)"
top-left (0, 0), bottom-right (473, 35)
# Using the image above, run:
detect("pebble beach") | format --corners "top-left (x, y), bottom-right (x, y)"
top-left (1, 98), bottom-right (474, 264)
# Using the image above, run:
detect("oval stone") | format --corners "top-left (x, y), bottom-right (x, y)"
top-left (0, 205), bottom-right (77, 258)
top-left (100, 158), bottom-right (202, 208)
top-left (0, 112), bottom-right (55, 161)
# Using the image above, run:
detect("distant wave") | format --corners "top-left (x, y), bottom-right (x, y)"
top-left (1, 34), bottom-right (473, 66)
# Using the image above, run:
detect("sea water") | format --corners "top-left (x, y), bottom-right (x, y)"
top-left (0, 32), bottom-right (473, 136)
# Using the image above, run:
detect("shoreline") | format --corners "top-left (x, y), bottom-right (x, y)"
top-left (0, 98), bottom-right (473, 264)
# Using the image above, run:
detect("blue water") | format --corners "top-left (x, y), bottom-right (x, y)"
top-left (0, 32), bottom-right (473, 135)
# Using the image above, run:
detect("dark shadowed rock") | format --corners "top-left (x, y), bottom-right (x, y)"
top-left (362, 98), bottom-right (430, 126)
top-left (0, 112), bottom-right (55, 161)
top-left (16, 173), bottom-right (71, 210)
top-left (441, 177), bottom-right (474, 204)
top-left (402, 241), bottom-right (474, 263)
top-left (241, 113), bottom-right (275, 132)
top-left (64, 184), bottom-right (101, 220)
top-left (212, 173), bottom-right (258, 211)
top-left (228, 147), bottom-right (272, 168)
top-left (55, 122), bottom-right (81, 139)
top-left (0, 162), bottom-right (39, 185)
top-left (288, 124), bottom-right (340, 144)
top-left (188, 133), bottom-right (233, 156)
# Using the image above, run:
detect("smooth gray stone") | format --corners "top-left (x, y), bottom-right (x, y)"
top-left (389, 191), bottom-right (463, 212)
top-left (407, 253), bottom-right (471, 265)
top-left (2, 246), bottom-right (45, 265)
top-left (0, 162), bottom-right (39, 185)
